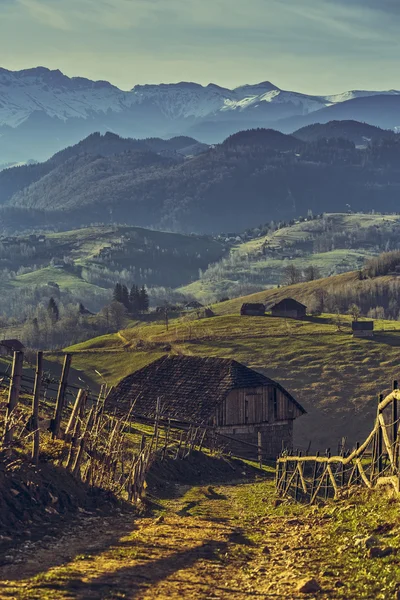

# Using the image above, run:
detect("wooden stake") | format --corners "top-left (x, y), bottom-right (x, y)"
top-left (31, 351), bottom-right (43, 465)
top-left (392, 381), bottom-right (398, 453)
top-left (3, 351), bottom-right (24, 448)
top-left (65, 389), bottom-right (87, 438)
top-left (377, 396), bottom-right (383, 477)
top-left (72, 406), bottom-right (95, 477)
top-left (258, 431), bottom-right (263, 469)
top-left (52, 354), bottom-right (72, 439)
top-left (309, 452), bottom-right (319, 503)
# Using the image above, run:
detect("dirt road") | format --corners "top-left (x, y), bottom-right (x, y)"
top-left (0, 479), bottom-right (399, 599)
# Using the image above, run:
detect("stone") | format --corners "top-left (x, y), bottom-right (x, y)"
top-left (364, 536), bottom-right (380, 548)
top-left (368, 546), bottom-right (394, 559)
top-left (334, 580), bottom-right (345, 588)
top-left (354, 535), bottom-right (379, 549)
top-left (296, 578), bottom-right (321, 594)
top-left (154, 515), bottom-right (164, 524)
top-left (287, 518), bottom-right (304, 526)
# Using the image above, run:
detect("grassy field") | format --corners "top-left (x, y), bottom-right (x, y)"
top-left (58, 287), bottom-right (400, 451)
top-left (180, 213), bottom-right (400, 301)
top-left (11, 266), bottom-right (103, 294)
top-left (179, 249), bottom-right (368, 302)
top-left (237, 213), bottom-right (400, 255)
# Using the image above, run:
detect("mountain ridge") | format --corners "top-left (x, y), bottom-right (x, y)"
top-left (2, 66), bottom-right (400, 163)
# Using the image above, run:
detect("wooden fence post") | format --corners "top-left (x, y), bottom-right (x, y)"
top-left (355, 442), bottom-right (360, 484)
top-left (3, 351), bottom-right (24, 447)
top-left (294, 452), bottom-right (301, 501)
top-left (31, 351), bottom-right (43, 465)
top-left (175, 431), bottom-right (184, 460)
top-left (324, 450), bottom-right (331, 500)
top-left (377, 395), bottom-right (384, 477)
top-left (392, 381), bottom-right (398, 451)
top-left (258, 431), bottom-right (263, 469)
top-left (309, 451), bottom-right (319, 503)
top-left (52, 354), bottom-right (72, 439)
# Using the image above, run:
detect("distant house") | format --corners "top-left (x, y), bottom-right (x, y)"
top-left (105, 355), bottom-right (305, 458)
top-left (0, 339), bottom-right (25, 356)
top-left (184, 300), bottom-right (204, 310)
top-left (241, 303), bottom-right (266, 316)
top-left (270, 298), bottom-right (307, 319)
top-left (352, 321), bottom-right (374, 338)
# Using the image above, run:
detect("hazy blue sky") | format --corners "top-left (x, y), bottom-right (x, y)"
top-left (0, 0), bottom-right (399, 93)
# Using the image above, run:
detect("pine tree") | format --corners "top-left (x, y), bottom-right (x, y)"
top-left (121, 285), bottom-right (130, 310)
top-left (47, 297), bottom-right (59, 324)
top-left (129, 284), bottom-right (140, 313)
top-left (139, 285), bottom-right (149, 313)
top-left (113, 283), bottom-right (123, 303)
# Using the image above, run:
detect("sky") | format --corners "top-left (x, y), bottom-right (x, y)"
top-left (0, 0), bottom-right (399, 94)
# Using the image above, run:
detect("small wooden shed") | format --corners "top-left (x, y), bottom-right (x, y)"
top-left (106, 355), bottom-right (305, 459)
top-left (352, 321), bottom-right (374, 338)
top-left (271, 298), bottom-right (307, 319)
top-left (241, 303), bottom-right (266, 316)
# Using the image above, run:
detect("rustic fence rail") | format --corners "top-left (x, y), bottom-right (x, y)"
top-left (276, 381), bottom-right (400, 503)
top-left (0, 351), bottom-right (210, 504)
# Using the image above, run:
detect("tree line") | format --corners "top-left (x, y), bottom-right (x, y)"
top-left (113, 283), bottom-right (149, 314)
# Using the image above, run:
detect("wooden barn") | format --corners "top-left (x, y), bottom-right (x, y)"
top-left (241, 303), bottom-right (266, 316)
top-left (0, 339), bottom-right (25, 357)
top-left (352, 321), bottom-right (374, 338)
top-left (270, 298), bottom-right (307, 319)
top-left (106, 355), bottom-right (305, 458)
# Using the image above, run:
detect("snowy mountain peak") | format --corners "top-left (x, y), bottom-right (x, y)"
top-left (2, 66), bottom-right (400, 163)
top-left (234, 81), bottom-right (279, 98)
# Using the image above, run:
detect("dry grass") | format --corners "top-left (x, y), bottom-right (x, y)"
top-left (60, 308), bottom-right (400, 452)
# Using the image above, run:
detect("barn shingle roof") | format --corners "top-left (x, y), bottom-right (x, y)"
top-left (271, 298), bottom-right (306, 310)
top-left (106, 355), bottom-right (304, 424)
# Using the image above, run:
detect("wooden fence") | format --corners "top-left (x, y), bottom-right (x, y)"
top-left (276, 381), bottom-right (400, 503)
top-left (0, 352), bottom-right (208, 503)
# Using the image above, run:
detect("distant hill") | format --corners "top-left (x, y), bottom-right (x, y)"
top-left (281, 95), bottom-right (400, 133)
top-left (180, 213), bottom-right (400, 302)
top-left (0, 225), bottom-right (227, 318)
top-left (3, 129), bottom-right (400, 234)
top-left (0, 132), bottom-right (208, 207)
top-left (222, 128), bottom-right (302, 150)
top-left (293, 120), bottom-right (396, 146)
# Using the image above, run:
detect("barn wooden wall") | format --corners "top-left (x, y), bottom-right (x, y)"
top-left (215, 386), bottom-right (301, 426)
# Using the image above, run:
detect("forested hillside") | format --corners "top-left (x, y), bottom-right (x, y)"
top-left (0, 225), bottom-right (226, 348)
top-left (2, 128), bottom-right (400, 234)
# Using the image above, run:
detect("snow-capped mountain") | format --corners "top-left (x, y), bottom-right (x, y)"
top-left (1, 66), bottom-right (399, 163)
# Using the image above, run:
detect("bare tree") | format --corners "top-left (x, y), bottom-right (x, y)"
top-left (304, 264), bottom-right (321, 282)
top-left (281, 264), bottom-right (302, 286)
top-left (349, 303), bottom-right (361, 322)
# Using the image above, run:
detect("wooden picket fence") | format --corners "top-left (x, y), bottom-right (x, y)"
top-left (276, 381), bottom-right (400, 503)
top-left (0, 351), bottom-right (207, 503)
